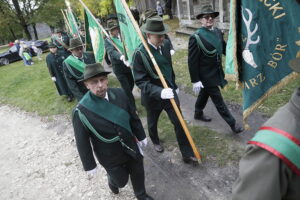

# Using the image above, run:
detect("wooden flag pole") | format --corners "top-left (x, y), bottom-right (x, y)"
top-left (61, 9), bottom-right (72, 34)
top-left (78, 0), bottom-right (124, 55)
top-left (119, 0), bottom-right (202, 162)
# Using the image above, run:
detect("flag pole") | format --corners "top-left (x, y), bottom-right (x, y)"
top-left (61, 9), bottom-right (72, 35)
top-left (78, 0), bottom-right (124, 55)
top-left (118, 0), bottom-right (202, 162)
top-left (65, 0), bottom-right (83, 43)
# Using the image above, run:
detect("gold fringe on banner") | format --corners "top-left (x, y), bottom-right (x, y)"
top-left (243, 72), bottom-right (300, 130)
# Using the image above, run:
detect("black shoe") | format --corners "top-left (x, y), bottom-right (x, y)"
top-left (67, 96), bottom-right (73, 102)
top-left (137, 194), bottom-right (154, 200)
top-left (108, 182), bottom-right (119, 194)
top-left (231, 124), bottom-right (244, 134)
top-left (153, 144), bottom-right (164, 153)
top-left (182, 156), bottom-right (198, 166)
top-left (194, 114), bottom-right (212, 122)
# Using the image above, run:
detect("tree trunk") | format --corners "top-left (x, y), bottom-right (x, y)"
top-left (11, 0), bottom-right (32, 40)
top-left (32, 23), bottom-right (38, 40)
top-left (8, 26), bottom-right (17, 40)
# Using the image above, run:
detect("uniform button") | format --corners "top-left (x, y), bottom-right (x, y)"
top-left (118, 132), bottom-right (122, 136)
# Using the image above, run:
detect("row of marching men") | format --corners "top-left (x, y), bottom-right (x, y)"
top-left (47, 5), bottom-right (300, 200)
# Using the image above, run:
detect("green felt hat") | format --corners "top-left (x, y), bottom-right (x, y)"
top-left (48, 42), bottom-right (57, 48)
top-left (140, 16), bottom-right (170, 35)
top-left (106, 20), bottom-right (119, 31)
top-left (68, 38), bottom-right (83, 50)
top-left (196, 5), bottom-right (219, 19)
top-left (79, 63), bottom-right (111, 82)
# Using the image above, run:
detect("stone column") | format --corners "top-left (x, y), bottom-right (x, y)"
top-left (176, 0), bottom-right (183, 19)
top-left (186, 0), bottom-right (194, 20)
top-left (219, 0), bottom-right (224, 23)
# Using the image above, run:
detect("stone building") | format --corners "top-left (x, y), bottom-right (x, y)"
top-left (134, 0), bottom-right (230, 30)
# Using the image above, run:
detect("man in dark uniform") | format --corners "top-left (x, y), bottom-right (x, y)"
top-left (72, 63), bottom-right (153, 200)
top-left (188, 5), bottom-right (243, 133)
top-left (51, 29), bottom-right (71, 58)
top-left (105, 20), bottom-right (136, 108)
top-left (232, 57), bottom-right (300, 200)
top-left (63, 38), bottom-right (96, 101)
top-left (133, 16), bottom-right (197, 164)
top-left (46, 42), bottom-right (73, 102)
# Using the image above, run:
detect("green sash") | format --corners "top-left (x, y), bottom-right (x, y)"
top-left (79, 91), bottom-right (132, 133)
top-left (249, 127), bottom-right (300, 174)
top-left (197, 27), bottom-right (223, 55)
top-left (64, 55), bottom-right (86, 73)
top-left (138, 45), bottom-right (173, 86)
top-left (150, 45), bottom-right (173, 86)
top-left (111, 37), bottom-right (125, 55)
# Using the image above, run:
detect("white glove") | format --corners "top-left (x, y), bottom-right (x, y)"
top-left (170, 49), bottom-right (175, 56)
top-left (192, 81), bottom-right (204, 94)
top-left (160, 88), bottom-right (174, 99)
top-left (51, 77), bottom-right (56, 82)
top-left (123, 60), bottom-right (131, 67)
top-left (176, 88), bottom-right (179, 94)
top-left (119, 55), bottom-right (125, 61)
top-left (138, 138), bottom-right (148, 147)
top-left (86, 167), bottom-right (97, 180)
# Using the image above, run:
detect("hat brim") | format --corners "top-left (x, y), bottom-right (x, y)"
top-left (106, 25), bottom-right (119, 31)
top-left (140, 23), bottom-right (170, 35)
top-left (68, 44), bottom-right (84, 51)
top-left (78, 71), bottom-right (111, 82)
top-left (196, 12), bottom-right (219, 19)
top-left (288, 57), bottom-right (300, 73)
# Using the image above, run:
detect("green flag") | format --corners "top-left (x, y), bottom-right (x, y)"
top-left (113, 0), bottom-right (141, 63)
top-left (84, 8), bottom-right (105, 63)
top-left (66, 9), bottom-right (79, 37)
top-left (227, 0), bottom-right (300, 123)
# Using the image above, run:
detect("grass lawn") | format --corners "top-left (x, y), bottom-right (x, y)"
top-left (0, 53), bottom-right (120, 117)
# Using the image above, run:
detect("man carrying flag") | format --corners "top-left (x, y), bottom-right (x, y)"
top-left (133, 16), bottom-right (197, 164)
top-left (105, 20), bottom-right (136, 108)
top-left (232, 57), bottom-right (300, 199)
top-left (187, 5), bottom-right (243, 133)
top-left (63, 38), bottom-right (95, 101)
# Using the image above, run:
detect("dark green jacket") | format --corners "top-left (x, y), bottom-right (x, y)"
top-left (133, 39), bottom-right (178, 109)
top-left (72, 88), bottom-right (146, 170)
top-left (105, 38), bottom-right (131, 74)
top-left (63, 52), bottom-right (95, 101)
top-left (46, 52), bottom-right (71, 96)
top-left (232, 88), bottom-right (300, 200)
top-left (188, 27), bottom-right (227, 87)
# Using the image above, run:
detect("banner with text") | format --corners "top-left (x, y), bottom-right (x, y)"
top-left (227, 0), bottom-right (300, 123)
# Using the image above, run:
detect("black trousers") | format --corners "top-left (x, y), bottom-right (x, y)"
top-left (115, 72), bottom-right (136, 108)
top-left (106, 157), bottom-right (147, 199)
top-left (146, 98), bottom-right (194, 158)
top-left (195, 86), bottom-right (235, 127)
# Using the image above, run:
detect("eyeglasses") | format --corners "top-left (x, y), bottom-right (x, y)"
top-left (202, 15), bottom-right (215, 20)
